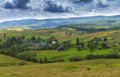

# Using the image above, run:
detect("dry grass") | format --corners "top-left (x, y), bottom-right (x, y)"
top-left (0, 29), bottom-right (120, 77)
top-left (0, 59), bottom-right (120, 77)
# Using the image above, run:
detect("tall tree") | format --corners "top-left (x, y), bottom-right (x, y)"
top-left (3, 33), bottom-right (7, 40)
top-left (76, 37), bottom-right (80, 46)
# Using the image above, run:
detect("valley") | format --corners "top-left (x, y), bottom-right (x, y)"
top-left (0, 28), bottom-right (120, 77)
top-left (1, 0), bottom-right (120, 77)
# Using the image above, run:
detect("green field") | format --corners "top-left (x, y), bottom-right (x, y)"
top-left (0, 54), bottom-right (34, 67)
top-left (0, 59), bottom-right (120, 77)
top-left (0, 29), bottom-right (120, 42)
top-left (16, 48), bottom-right (119, 62)
top-left (0, 29), bottom-right (120, 77)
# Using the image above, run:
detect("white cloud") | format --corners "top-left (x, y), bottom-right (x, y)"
top-left (0, 0), bottom-right (120, 22)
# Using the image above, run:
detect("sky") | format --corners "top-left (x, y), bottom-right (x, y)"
top-left (0, 0), bottom-right (120, 22)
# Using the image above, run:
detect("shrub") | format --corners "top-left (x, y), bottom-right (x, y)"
top-left (86, 54), bottom-right (95, 60)
top-left (69, 56), bottom-right (83, 62)
top-left (105, 52), bottom-right (119, 58)
top-left (17, 62), bottom-right (27, 66)
top-left (43, 57), bottom-right (48, 63)
top-left (86, 52), bottom-right (120, 59)
top-left (39, 58), bottom-right (43, 64)
top-left (53, 59), bottom-right (64, 62)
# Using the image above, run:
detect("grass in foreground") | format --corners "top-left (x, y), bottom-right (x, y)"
top-left (0, 59), bottom-right (120, 77)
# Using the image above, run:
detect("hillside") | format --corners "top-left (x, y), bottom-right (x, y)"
top-left (0, 29), bottom-right (120, 77)
top-left (1, 15), bottom-right (120, 30)
top-left (0, 54), bottom-right (34, 67)
top-left (1, 0), bottom-right (120, 77)
top-left (0, 59), bottom-right (120, 77)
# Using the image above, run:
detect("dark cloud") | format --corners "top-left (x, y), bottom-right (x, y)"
top-left (4, 1), bottom-right (14, 9)
top-left (44, 1), bottom-right (72, 13)
top-left (72, 0), bottom-right (108, 8)
top-left (4, 0), bottom-right (30, 9)
top-left (80, 0), bottom-right (92, 2)
top-left (72, 0), bottom-right (92, 3)
top-left (96, 1), bottom-right (108, 7)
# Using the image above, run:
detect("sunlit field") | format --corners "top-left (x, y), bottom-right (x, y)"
top-left (0, 59), bottom-right (120, 77)
top-left (0, 29), bottom-right (120, 77)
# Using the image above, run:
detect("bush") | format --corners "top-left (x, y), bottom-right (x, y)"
top-left (86, 52), bottom-right (120, 59)
top-left (38, 58), bottom-right (43, 64)
top-left (69, 56), bottom-right (83, 62)
top-left (0, 62), bottom-right (27, 67)
top-left (16, 51), bottom-right (37, 62)
top-left (53, 59), bottom-right (64, 62)
top-left (86, 54), bottom-right (95, 60)
top-left (16, 62), bottom-right (27, 66)
top-left (43, 57), bottom-right (48, 63)
top-left (105, 52), bottom-right (119, 58)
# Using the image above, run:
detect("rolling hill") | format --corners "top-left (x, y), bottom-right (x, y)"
top-left (1, 15), bottom-right (120, 30)
top-left (0, 29), bottom-right (120, 77)
top-left (0, 54), bottom-right (34, 67)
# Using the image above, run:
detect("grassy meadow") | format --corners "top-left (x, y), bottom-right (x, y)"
top-left (0, 29), bottom-right (120, 42)
top-left (0, 54), bottom-right (34, 67)
top-left (0, 29), bottom-right (120, 77)
top-left (0, 59), bottom-right (120, 77)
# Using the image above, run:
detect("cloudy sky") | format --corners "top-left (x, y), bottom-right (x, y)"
top-left (0, 0), bottom-right (120, 22)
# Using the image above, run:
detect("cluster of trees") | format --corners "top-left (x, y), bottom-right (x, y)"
top-left (0, 35), bottom-right (30, 56)
top-left (75, 37), bottom-right (111, 52)
top-left (0, 34), bottom-right (61, 57)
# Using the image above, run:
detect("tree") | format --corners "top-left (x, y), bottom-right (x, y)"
top-left (3, 33), bottom-right (7, 40)
top-left (0, 43), bottom-right (2, 49)
top-left (21, 36), bottom-right (25, 39)
top-left (0, 38), bottom-right (2, 42)
top-left (39, 59), bottom-right (43, 64)
top-left (87, 41), bottom-right (95, 52)
top-left (44, 57), bottom-right (48, 63)
top-left (77, 45), bottom-right (82, 51)
top-left (76, 37), bottom-right (80, 46)
top-left (37, 36), bottom-right (41, 42)
top-left (104, 37), bottom-right (108, 42)
top-left (80, 42), bottom-right (85, 48)
top-left (31, 36), bottom-right (37, 42)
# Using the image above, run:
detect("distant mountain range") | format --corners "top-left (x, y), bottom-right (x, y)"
top-left (0, 15), bottom-right (120, 30)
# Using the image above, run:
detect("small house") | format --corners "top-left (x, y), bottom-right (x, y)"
top-left (57, 45), bottom-right (65, 51)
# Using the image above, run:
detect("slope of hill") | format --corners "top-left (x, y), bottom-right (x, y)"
top-left (0, 59), bottom-right (120, 77)
top-left (1, 15), bottom-right (120, 30)
top-left (0, 29), bottom-right (120, 77)
top-left (0, 54), bottom-right (34, 67)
